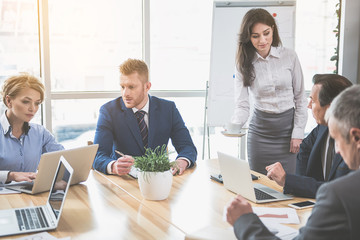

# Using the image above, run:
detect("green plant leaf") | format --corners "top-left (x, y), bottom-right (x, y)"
top-left (134, 144), bottom-right (176, 172)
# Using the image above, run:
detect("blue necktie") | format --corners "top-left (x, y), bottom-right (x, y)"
top-left (135, 110), bottom-right (148, 148)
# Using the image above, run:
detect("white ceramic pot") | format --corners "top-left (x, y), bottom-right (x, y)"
top-left (138, 170), bottom-right (173, 200)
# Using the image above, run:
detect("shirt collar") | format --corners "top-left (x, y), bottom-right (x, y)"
top-left (253, 46), bottom-right (281, 63)
top-left (0, 111), bottom-right (11, 135)
top-left (132, 97), bottom-right (150, 114)
top-left (0, 111), bottom-right (30, 135)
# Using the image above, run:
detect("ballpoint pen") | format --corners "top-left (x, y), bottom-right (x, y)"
top-left (115, 150), bottom-right (125, 157)
top-left (115, 150), bottom-right (136, 175)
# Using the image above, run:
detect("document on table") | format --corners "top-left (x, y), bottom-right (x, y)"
top-left (253, 207), bottom-right (299, 240)
top-left (0, 182), bottom-right (20, 194)
top-left (185, 226), bottom-right (236, 240)
top-left (253, 207), bottom-right (300, 224)
top-left (264, 223), bottom-right (299, 240)
top-left (185, 224), bottom-right (298, 240)
top-left (0, 188), bottom-right (20, 194)
top-left (14, 231), bottom-right (71, 240)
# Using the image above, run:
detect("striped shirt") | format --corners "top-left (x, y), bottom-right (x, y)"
top-left (231, 46), bottom-right (308, 139)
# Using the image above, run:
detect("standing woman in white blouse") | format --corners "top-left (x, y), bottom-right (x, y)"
top-left (231, 8), bottom-right (307, 174)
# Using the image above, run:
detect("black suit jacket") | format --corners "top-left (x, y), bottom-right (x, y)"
top-left (283, 125), bottom-right (350, 198)
top-left (233, 170), bottom-right (360, 240)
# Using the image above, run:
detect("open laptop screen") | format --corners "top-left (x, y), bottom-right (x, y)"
top-left (48, 159), bottom-right (71, 219)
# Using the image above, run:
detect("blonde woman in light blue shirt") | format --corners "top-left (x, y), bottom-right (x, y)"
top-left (231, 9), bottom-right (307, 174)
top-left (0, 74), bottom-right (64, 184)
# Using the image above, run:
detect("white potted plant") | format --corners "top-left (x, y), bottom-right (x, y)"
top-left (134, 145), bottom-right (176, 201)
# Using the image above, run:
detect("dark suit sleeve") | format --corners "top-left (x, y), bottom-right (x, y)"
top-left (169, 102), bottom-right (197, 167)
top-left (233, 213), bottom-right (280, 240)
top-left (93, 104), bottom-right (116, 174)
top-left (284, 174), bottom-right (324, 198)
top-left (283, 126), bottom-right (322, 198)
top-left (296, 126), bottom-right (319, 176)
top-left (294, 183), bottom-right (350, 240)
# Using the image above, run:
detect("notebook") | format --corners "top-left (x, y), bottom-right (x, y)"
top-left (6, 144), bottom-right (98, 194)
top-left (0, 156), bottom-right (73, 237)
top-left (217, 152), bottom-right (293, 203)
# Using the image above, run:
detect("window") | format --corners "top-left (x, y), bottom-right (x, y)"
top-left (45, 0), bottom-right (142, 145)
top-left (0, 0), bottom-right (40, 123)
top-left (48, 0), bottom-right (142, 92)
top-left (296, 0), bottom-right (339, 90)
top-left (295, 0), bottom-right (339, 133)
top-left (149, 0), bottom-right (213, 90)
top-left (51, 98), bottom-right (111, 146)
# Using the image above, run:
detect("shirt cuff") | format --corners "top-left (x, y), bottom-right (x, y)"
top-left (291, 127), bottom-right (305, 139)
top-left (176, 157), bottom-right (191, 168)
top-left (106, 160), bottom-right (116, 174)
top-left (0, 171), bottom-right (10, 184)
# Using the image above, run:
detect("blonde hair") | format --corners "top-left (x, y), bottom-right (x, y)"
top-left (119, 59), bottom-right (149, 83)
top-left (1, 73), bottom-right (45, 107)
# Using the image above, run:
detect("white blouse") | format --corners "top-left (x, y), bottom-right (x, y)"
top-left (231, 46), bottom-right (308, 139)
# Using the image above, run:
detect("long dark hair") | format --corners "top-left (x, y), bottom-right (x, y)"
top-left (236, 8), bottom-right (282, 87)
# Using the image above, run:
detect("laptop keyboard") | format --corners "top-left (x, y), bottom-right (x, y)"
top-left (21, 184), bottom-right (33, 191)
top-left (15, 207), bottom-right (49, 231)
top-left (254, 188), bottom-right (276, 200)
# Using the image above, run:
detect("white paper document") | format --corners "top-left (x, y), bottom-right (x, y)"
top-left (253, 207), bottom-right (300, 224)
top-left (14, 231), bottom-right (71, 240)
top-left (185, 226), bottom-right (237, 240)
top-left (264, 222), bottom-right (299, 240)
top-left (0, 187), bottom-right (20, 194)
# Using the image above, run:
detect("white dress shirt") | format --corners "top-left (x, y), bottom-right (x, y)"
top-left (322, 133), bottom-right (335, 180)
top-left (231, 46), bottom-right (308, 139)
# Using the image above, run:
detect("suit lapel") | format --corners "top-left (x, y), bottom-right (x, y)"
top-left (147, 96), bottom-right (158, 148)
top-left (306, 126), bottom-right (328, 180)
top-left (121, 98), bottom-right (144, 150)
top-left (328, 154), bottom-right (342, 180)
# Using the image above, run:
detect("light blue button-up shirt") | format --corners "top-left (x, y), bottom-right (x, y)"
top-left (0, 112), bottom-right (64, 183)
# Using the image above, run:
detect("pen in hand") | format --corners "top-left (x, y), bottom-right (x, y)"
top-left (115, 150), bottom-right (134, 171)
top-left (115, 150), bottom-right (125, 157)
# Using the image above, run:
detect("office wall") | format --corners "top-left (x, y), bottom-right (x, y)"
top-left (338, 0), bottom-right (360, 84)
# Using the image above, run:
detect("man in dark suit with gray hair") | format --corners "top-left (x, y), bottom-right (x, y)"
top-left (226, 84), bottom-right (360, 240)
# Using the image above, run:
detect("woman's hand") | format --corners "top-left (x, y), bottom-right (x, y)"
top-left (8, 172), bottom-right (37, 182)
top-left (290, 138), bottom-right (302, 153)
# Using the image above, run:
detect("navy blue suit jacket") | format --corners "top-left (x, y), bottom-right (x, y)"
top-left (283, 124), bottom-right (350, 198)
top-left (93, 95), bottom-right (197, 174)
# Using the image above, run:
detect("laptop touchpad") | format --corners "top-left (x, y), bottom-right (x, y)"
top-left (258, 186), bottom-right (278, 194)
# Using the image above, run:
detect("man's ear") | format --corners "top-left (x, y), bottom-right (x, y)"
top-left (350, 128), bottom-right (360, 144)
top-left (145, 82), bottom-right (151, 91)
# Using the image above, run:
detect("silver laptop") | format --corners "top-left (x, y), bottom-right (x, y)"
top-left (217, 152), bottom-right (293, 203)
top-left (0, 156), bottom-right (73, 237)
top-left (6, 144), bottom-right (98, 194)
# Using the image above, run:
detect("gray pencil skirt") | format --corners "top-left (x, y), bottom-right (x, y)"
top-left (247, 108), bottom-right (297, 175)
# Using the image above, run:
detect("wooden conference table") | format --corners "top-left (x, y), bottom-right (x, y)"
top-left (0, 159), bottom-right (313, 239)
